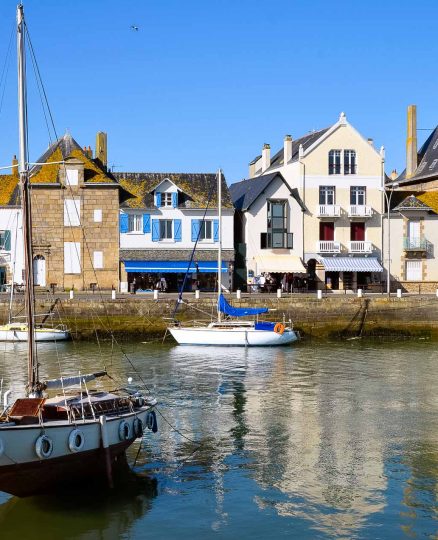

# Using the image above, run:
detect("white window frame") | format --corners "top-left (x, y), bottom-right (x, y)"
top-left (319, 186), bottom-right (335, 205)
top-left (405, 260), bottom-right (422, 281)
top-left (64, 242), bottom-right (81, 274)
top-left (350, 186), bottom-right (366, 205)
top-left (94, 209), bottom-right (102, 223)
top-left (66, 169), bottom-right (79, 186)
top-left (64, 198), bottom-right (81, 226)
top-left (93, 251), bottom-right (103, 269)
top-left (162, 193), bottom-right (173, 207)
top-left (128, 213), bottom-right (143, 233)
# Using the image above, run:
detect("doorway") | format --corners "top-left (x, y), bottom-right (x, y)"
top-left (33, 255), bottom-right (46, 287)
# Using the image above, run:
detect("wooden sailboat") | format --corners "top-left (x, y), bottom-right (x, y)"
top-left (0, 4), bottom-right (157, 498)
top-left (168, 170), bottom-right (299, 346)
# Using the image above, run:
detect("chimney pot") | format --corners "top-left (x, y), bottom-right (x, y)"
top-left (284, 135), bottom-right (293, 165)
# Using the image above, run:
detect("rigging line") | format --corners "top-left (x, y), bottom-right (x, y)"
top-left (171, 172), bottom-right (218, 319)
top-left (24, 23), bottom-right (58, 141)
top-left (0, 23), bottom-right (14, 120)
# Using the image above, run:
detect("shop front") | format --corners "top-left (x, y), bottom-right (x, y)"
top-left (317, 257), bottom-right (383, 291)
top-left (122, 260), bottom-right (228, 293)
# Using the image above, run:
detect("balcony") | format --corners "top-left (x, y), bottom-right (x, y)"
top-left (317, 241), bottom-right (341, 254)
top-left (348, 241), bottom-right (373, 254)
top-left (403, 237), bottom-right (430, 252)
top-left (348, 205), bottom-right (372, 218)
top-left (317, 205), bottom-right (341, 218)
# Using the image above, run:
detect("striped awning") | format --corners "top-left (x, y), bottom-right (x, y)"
top-left (318, 257), bottom-right (383, 272)
top-left (123, 261), bottom-right (227, 273)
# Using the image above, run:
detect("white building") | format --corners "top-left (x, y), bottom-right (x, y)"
top-left (115, 172), bottom-right (234, 293)
top-left (231, 113), bottom-right (385, 291)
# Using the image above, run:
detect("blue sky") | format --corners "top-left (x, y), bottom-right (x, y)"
top-left (0, 0), bottom-right (435, 183)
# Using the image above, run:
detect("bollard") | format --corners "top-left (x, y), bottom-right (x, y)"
top-left (277, 288), bottom-right (282, 298)
top-left (111, 290), bottom-right (116, 300)
top-left (317, 290), bottom-right (322, 300)
top-left (357, 289), bottom-right (363, 298)
top-left (236, 289), bottom-right (241, 300)
top-left (153, 289), bottom-right (159, 300)
top-left (397, 288), bottom-right (402, 298)
top-left (195, 289), bottom-right (200, 299)
top-left (436, 289), bottom-right (438, 298)
top-left (69, 289), bottom-right (74, 300)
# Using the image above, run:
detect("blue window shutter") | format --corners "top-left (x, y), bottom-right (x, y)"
top-left (191, 219), bottom-right (201, 242)
top-left (213, 219), bottom-right (219, 242)
top-left (143, 214), bottom-right (151, 234)
top-left (152, 220), bottom-right (160, 242)
top-left (172, 192), bottom-right (178, 208)
top-left (4, 230), bottom-right (11, 251)
top-left (120, 214), bottom-right (129, 233)
top-left (174, 219), bottom-right (182, 242)
top-left (155, 192), bottom-right (161, 207)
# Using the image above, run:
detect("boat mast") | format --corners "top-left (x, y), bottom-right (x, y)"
top-left (17, 4), bottom-right (38, 394)
top-left (217, 169), bottom-right (222, 323)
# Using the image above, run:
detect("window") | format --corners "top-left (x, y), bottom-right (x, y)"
top-left (159, 220), bottom-right (173, 240)
top-left (64, 242), bottom-right (81, 274)
top-left (94, 209), bottom-right (102, 222)
top-left (328, 150), bottom-right (341, 174)
top-left (350, 222), bottom-right (365, 241)
top-left (319, 186), bottom-right (335, 205)
top-left (93, 251), bottom-right (103, 269)
top-left (406, 260), bottom-right (422, 281)
top-left (0, 230), bottom-right (11, 250)
top-left (199, 220), bottom-right (213, 240)
top-left (162, 193), bottom-right (173, 207)
top-left (350, 186), bottom-right (366, 205)
top-left (66, 169), bottom-right (78, 186)
top-left (319, 222), bottom-right (334, 241)
top-left (262, 200), bottom-right (292, 248)
top-left (128, 214), bottom-right (142, 232)
top-left (344, 150), bottom-right (356, 174)
top-left (64, 198), bottom-right (80, 226)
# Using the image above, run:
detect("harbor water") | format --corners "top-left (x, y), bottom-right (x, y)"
top-left (0, 339), bottom-right (437, 539)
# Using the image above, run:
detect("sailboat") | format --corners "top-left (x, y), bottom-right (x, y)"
top-left (168, 170), bottom-right (299, 346)
top-left (0, 4), bottom-right (157, 498)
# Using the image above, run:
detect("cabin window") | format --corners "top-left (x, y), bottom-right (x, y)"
top-left (64, 198), bottom-right (80, 226)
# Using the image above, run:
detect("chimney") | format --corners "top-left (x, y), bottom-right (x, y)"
top-left (12, 155), bottom-right (18, 178)
top-left (390, 169), bottom-right (398, 180)
top-left (284, 135), bottom-right (292, 165)
top-left (367, 138), bottom-right (374, 146)
top-left (95, 131), bottom-right (107, 169)
top-left (406, 104), bottom-right (417, 179)
top-left (87, 145), bottom-right (93, 159)
top-left (249, 160), bottom-right (256, 178)
top-left (261, 143), bottom-right (270, 172)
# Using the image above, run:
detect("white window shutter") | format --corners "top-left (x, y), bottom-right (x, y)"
top-left (64, 199), bottom-right (81, 226)
top-left (64, 242), bottom-right (81, 274)
top-left (93, 251), bottom-right (103, 269)
top-left (66, 169), bottom-right (78, 186)
top-left (94, 209), bottom-right (102, 222)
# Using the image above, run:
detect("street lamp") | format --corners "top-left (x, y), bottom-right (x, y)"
top-left (380, 181), bottom-right (399, 297)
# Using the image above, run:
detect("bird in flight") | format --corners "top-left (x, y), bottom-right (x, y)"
top-left (130, 25), bottom-right (139, 31)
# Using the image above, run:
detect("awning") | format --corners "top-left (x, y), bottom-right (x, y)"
top-left (318, 257), bottom-right (383, 272)
top-left (252, 255), bottom-right (306, 274)
top-left (123, 261), bottom-right (228, 273)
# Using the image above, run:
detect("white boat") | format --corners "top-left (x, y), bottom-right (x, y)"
top-left (168, 170), bottom-right (299, 347)
top-left (0, 4), bottom-right (157, 498)
top-left (0, 322), bottom-right (70, 342)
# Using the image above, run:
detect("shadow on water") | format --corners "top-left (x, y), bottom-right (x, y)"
top-left (0, 465), bottom-right (158, 540)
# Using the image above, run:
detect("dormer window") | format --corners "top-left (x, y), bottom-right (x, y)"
top-left (328, 150), bottom-right (341, 175)
top-left (66, 169), bottom-right (78, 186)
top-left (162, 193), bottom-right (173, 207)
top-left (156, 191), bottom-right (178, 208)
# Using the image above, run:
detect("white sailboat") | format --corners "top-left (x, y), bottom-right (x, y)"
top-left (0, 4), bottom-right (157, 498)
top-left (168, 170), bottom-right (299, 346)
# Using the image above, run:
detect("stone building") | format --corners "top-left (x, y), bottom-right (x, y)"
top-left (0, 132), bottom-right (129, 290)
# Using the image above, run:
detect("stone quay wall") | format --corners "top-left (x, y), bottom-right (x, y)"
top-left (4, 293), bottom-right (438, 341)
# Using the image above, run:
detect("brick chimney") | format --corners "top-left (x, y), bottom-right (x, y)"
top-left (406, 105), bottom-right (417, 179)
top-left (261, 143), bottom-right (270, 172)
top-left (95, 131), bottom-right (107, 169)
top-left (12, 155), bottom-right (18, 178)
top-left (284, 135), bottom-right (292, 165)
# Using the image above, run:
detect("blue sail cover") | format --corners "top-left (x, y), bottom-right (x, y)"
top-left (218, 294), bottom-right (268, 317)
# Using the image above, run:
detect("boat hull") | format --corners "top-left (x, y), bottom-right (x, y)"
top-left (168, 326), bottom-right (298, 346)
top-left (0, 407), bottom-right (153, 497)
top-left (0, 327), bottom-right (70, 342)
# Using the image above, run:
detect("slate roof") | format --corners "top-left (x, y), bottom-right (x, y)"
top-left (229, 172), bottom-right (306, 212)
top-left (396, 126), bottom-right (438, 185)
top-left (114, 172), bottom-right (233, 210)
top-left (120, 249), bottom-right (235, 262)
top-left (251, 127), bottom-right (330, 172)
top-left (0, 133), bottom-right (129, 206)
top-left (393, 194), bottom-right (432, 211)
